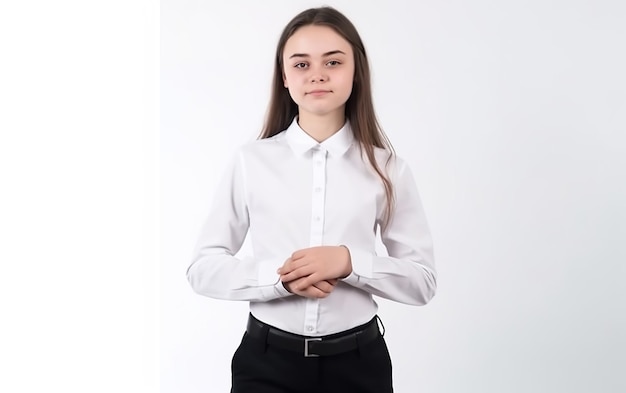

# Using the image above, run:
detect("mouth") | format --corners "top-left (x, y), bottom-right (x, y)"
top-left (306, 90), bottom-right (331, 96)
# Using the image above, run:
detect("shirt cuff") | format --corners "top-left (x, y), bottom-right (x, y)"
top-left (342, 246), bottom-right (373, 283)
top-left (257, 259), bottom-right (294, 300)
top-left (274, 281), bottom-right (292, 297)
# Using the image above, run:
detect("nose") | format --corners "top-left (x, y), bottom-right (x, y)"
top-left (310, 65), bottom-right (327, 83)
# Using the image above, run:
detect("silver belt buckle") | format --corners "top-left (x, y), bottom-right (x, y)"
top-left (304, 337), bottom-right (322, 357)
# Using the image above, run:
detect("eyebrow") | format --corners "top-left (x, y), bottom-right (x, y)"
top-left (288, 50), bottom-right (346, 59)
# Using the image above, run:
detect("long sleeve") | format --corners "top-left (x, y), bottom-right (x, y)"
top-left (342, 160), bottom-right (437, 305)
top-left (187, 121), bottom-right (436, 335)
top-left (186, 152), bottom-right (292, 302)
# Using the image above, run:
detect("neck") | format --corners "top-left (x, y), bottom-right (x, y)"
top-left (297, 110), bottom-right (346, 142)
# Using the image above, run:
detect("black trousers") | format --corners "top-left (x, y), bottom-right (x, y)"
top-left (231, 317), bottom-right (393, 393)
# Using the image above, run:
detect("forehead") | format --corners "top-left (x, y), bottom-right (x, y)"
top-left (283, 25), bottom-right (352, 57)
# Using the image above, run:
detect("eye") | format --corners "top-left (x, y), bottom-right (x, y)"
top-left (294, 62), bottom-right (308, 69)
top-left (326, 60), bottom-right (341, 67)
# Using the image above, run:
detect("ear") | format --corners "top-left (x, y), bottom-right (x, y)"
top-left (283, 71), bottom-right (288, 88)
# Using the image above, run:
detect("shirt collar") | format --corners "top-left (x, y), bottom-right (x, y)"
top-left (284, 117), bottom-right (354, 157)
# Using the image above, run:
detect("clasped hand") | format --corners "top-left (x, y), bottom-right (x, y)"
top-left (277, 246), bottom-right (352, 299)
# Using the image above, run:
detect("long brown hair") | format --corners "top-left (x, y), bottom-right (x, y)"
top-left (259, 6), bottom-right (396, 229)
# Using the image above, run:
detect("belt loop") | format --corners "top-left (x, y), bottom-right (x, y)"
top-left (375, 315), bottom-right (385, 337)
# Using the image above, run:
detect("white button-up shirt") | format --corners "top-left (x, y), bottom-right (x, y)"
top-left (187, 119), bottom-right (436, 336)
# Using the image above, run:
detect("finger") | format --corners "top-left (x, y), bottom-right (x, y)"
top-left (278, 256), bottom-right (307, 275)
top-left (293, 273), bottom-right (324, 290)
top-left (280, 266), bottom-right (315, 283)
top-left (290, 247), bottom-right (311, 261)
top-left (300, 285), bottom-right (329, 299)
top-left (288, 277), bottom-right (328, 299)
top-left (312, 281), bottom-right (334, 294)
top-left (290, 274), bottom-right (320, 292)
top-left (277, 257), bottom-right (293, 274)
top-left (285, 275), bottom-right (305, 291)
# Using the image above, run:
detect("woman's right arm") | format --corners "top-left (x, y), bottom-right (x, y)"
top-left (186, 151), bottom-right (292, 302)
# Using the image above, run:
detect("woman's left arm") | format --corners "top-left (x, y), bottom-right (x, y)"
top-left (341, 159), bottom-right (437, 305)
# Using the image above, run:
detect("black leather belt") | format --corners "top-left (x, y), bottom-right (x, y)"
top-left (246, 314), bottom-right (381, 357)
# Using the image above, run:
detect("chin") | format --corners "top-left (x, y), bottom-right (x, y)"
top-left (305, 104), bottom-right (344, 115)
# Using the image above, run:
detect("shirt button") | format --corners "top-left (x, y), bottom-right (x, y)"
top-left (315, 216), bottom-right (321, 221)
top-left (306, 326), bottom-right (314, 332)
top-left (314, 187), bottom-right (322, 192)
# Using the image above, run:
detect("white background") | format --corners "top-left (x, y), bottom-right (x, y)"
top-left (162, 1), bottom-right (626, 392)
top-left (1, 1), bottom-right (159, 392)
top-left (2, 0), bottom-right (624, 392)
top-left (161, 0), bottom-right (626, 392)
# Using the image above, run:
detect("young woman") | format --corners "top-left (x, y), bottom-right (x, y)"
top-left (187, 6), bottom-right (436, 393)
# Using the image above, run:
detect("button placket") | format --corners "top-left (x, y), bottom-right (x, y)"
top-left (303, 146), bottom-right (328, 335)
top-left (309, 147), bottom-right (327, 245)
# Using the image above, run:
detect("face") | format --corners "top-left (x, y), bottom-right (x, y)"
top-left (282, 25), bottom-right (355, 119)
